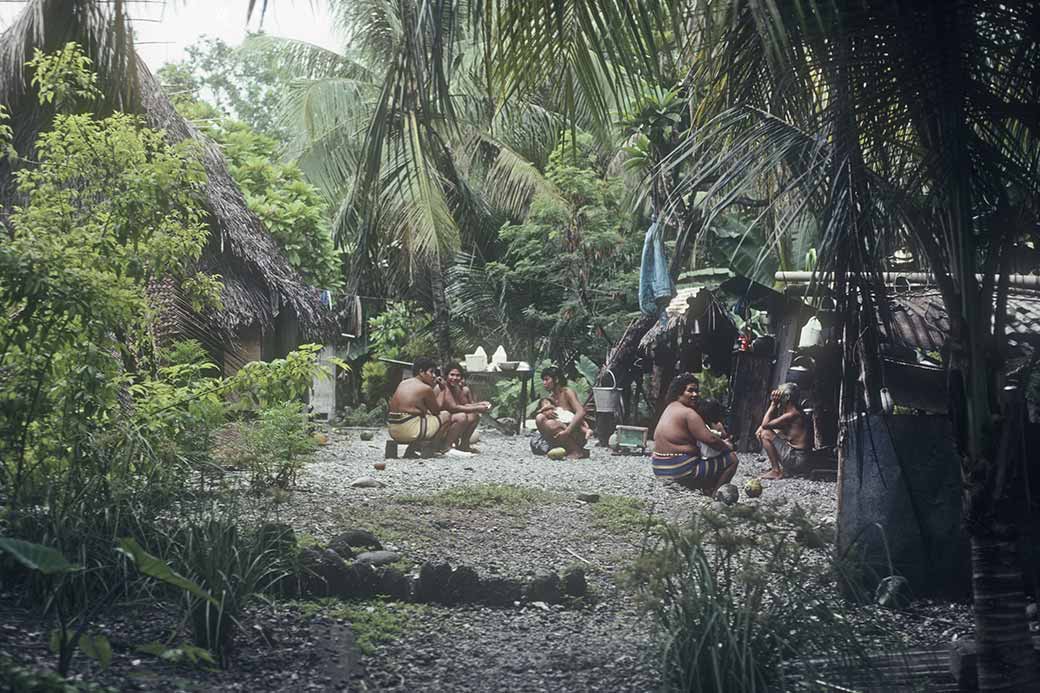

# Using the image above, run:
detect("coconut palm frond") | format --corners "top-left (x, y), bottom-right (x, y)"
top-left (479, 136), bottom-right (563, 218)
top-left (240, 34), bottom-right (370, 82)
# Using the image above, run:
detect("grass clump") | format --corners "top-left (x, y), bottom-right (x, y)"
top-left (589, 495), bottom-right (662, 533)
top-left (399, 483), bottom-right (559, 510)
top-left (293, 598), bottom-right (428, 655)
top-left (630, 501), bottom-right (886, 692)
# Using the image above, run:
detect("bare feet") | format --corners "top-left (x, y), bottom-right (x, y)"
top-left (760, 469), bottom-right (784, 480)
top-left (457, 445), bottom-right (480, 454)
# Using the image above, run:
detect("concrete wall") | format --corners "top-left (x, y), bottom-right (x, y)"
top-left (838, 414), bottom-right (970, 599)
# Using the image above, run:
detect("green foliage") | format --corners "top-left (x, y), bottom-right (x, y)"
top-left (466, 133), bottom-right (641, 362)
top-left (229, 343), bottom-right (327, 410)
top-left (0, 537), bottom-right (78, 575)
top-left (398, 483), bottom-right (559, 510)
top-left (588, 496), bottom-right (661, 534)
top-left (339, 402), bottom-right (388, 426)
top-left (239, 403), bottom-right (318, 489)
top-left (158, 57), bottom-right (340, 289)
top-left (0, 656), bottom-right (115, 693)
top-left (159, 35), bottom-right (295, 140)
top-left (697, 370), bottom-right (731, 404)
top-left (27, 42), bottom-right (100, 109)
top-left (211, 120), bottom-right (340, 288)
top-left (327, 600), bottom-right (428, 656)
top-left (631, 502), bottom-right (877, 692)
top-left (361, 301), bottom-right (436, 405)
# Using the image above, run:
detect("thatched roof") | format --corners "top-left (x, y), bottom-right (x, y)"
top-left (639, 284), bottom-right (736, 354)
top-left (0, 0), bottom-right (329, 342)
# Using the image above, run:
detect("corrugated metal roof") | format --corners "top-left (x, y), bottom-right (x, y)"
top-left (887, 290), bottom-right (1040, 361)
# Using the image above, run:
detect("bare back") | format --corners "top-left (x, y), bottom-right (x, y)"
top-left (655, 401), bottom-right (724, 454)
top-left (389, 377), bottom-right (439, 415)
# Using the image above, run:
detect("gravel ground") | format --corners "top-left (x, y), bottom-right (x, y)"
top-left (1, 426), bottom-right (972, 692)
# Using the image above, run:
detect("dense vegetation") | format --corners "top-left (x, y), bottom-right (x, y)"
top-left (2, 0), bottom-right (1039, 690)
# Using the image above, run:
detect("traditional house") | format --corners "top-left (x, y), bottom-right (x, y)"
top-left (0, 0), bottom-right (331, 375)
top-left (628, 268), bottom-right (814, 451)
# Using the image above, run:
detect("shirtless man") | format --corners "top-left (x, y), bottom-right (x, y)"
top-left (534, 366), bottom-right (588, 459)
top-left (651, 373), bottom-right (738, 496)
top-left (438, 363), bottom-right (491, 453)
top-left (756, 382), bottom-right (811, 479)
top-left (387, 357), bottom-right (470, 458)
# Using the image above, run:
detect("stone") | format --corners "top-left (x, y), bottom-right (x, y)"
top-left (373, 462), bottom-right (386, 471)
top-left (875, 575), bottom-right (911, 609)
top-left (351, 561), bottom-right (382, 597)
top-left (524, 571), bottom-right (561, 604)
top-left (360, 431), bottom-right (375, 441)
top-left (576, 493), bottom-right (600, 503)
top-left (561, 566), bottom-right (587, 599)
top-left (714, 484), bottom-right (739, 505)
top-left (299, 549), bottom-right (362, 598)
top-left (414, 562), bottom-right (453, 603)
top-left (327, 536), bottom-right (356, 560)
top-left (474, 577), bottom-right (523, 607)
top-left (350, 476), bottom-right (385, 488)
top-left (498, 417), bottom-right (517, 429)
top-left (331, 529), bottom-right (383, 552)
top-left (446, 566), bottom-right (481, 604)
top-left (948, 638), bottom-right (978, 690)
top-left (355, 550), bottom-right (400, 566)
top-left (376, 567), bottom-right (413, 601)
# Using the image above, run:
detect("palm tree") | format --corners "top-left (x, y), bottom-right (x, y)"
top-left (657, 2), bottom-right (1040, 689)
top-left (246, 1), bottom-right (576, 362)
top-left (248, 1), bottom-right (1040, 688)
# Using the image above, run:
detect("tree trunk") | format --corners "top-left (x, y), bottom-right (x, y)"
top-left (964, 395), bottom-right (1039, 691)
top-left (971, 530), bottom-right (1037, 690)
top-left (428, 251), bottom-right (452, 363)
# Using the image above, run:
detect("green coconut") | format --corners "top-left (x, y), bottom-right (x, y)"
top-left (744, 478), bottom-right (763, 498)
top-left (547, 447), bottom-right (567, 460)
top-left (360, 431), bottom-right (375, 441)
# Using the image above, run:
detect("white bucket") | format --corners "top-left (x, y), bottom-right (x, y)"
top-left (592, 369), bottom-right (622, 414)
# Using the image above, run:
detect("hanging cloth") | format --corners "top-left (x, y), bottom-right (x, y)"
top-left (638, 220), bottom-right (675, 315)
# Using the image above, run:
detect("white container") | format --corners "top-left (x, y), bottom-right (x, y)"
top-left (798, 317), bottom-right (823, 348)
top-left (465, 351), bottom-right (487, 372)
top-left (491, 345), bottom-right (508, 368)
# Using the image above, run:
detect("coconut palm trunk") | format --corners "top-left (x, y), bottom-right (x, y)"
top-left (428, 249), bottom-right (453, 363)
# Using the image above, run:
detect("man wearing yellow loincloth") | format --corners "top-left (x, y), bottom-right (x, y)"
top-left (387, 357), bottom-right (471, 458)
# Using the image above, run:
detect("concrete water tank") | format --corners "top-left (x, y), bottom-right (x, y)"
top-left (838, 414), bottom-right (970, 600)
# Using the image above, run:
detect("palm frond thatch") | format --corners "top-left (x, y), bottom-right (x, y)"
top-left (0, 0), bottom-right (331, 341)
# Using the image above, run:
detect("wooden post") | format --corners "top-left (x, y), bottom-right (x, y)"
top-left (730, 352), bottom-right (773, 453)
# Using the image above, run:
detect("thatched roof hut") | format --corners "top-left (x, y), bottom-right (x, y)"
top-left (0, 0), bottom-right (329, 362)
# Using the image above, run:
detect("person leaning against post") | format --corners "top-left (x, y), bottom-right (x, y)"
top-left (386, 357), bottom-right (475, 458)
top-left (651, 372), bottom-right (739, 496)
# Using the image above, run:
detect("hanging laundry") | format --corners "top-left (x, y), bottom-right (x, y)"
top-left (638, 220), bottom-right (675, 315)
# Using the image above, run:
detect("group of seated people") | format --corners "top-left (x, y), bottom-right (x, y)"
top-left (387, 358), bottom-right (811, 492)
top-left (652, 373), bottom-right (811, 496)
top-left (386, 357), bottom-right (492, 458)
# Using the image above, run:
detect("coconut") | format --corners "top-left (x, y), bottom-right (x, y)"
top-left (547, 447), bottom-right (567, 460)
top-left (360, 431), bottom-right (375, 441)
top-left (744, 478), bottom-right (763, 498)
top-left (714, 483), bottom-right (739, 505)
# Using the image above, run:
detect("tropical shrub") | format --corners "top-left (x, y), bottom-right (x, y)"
top-left (238, 402), bottom-right (317, 490)
top-left (631, 502), bottom-right (878, 692)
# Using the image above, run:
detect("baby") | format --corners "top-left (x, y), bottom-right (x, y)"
top-left (536, 397), bottom-right (592, 439)
top-left (694, 398), bottom-right (731, 461)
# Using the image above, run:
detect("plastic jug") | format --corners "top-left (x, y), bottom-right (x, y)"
top-left (491, 345), bottom-right (507, 368)
top-left (798, 317), bottom-right (823, 348)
